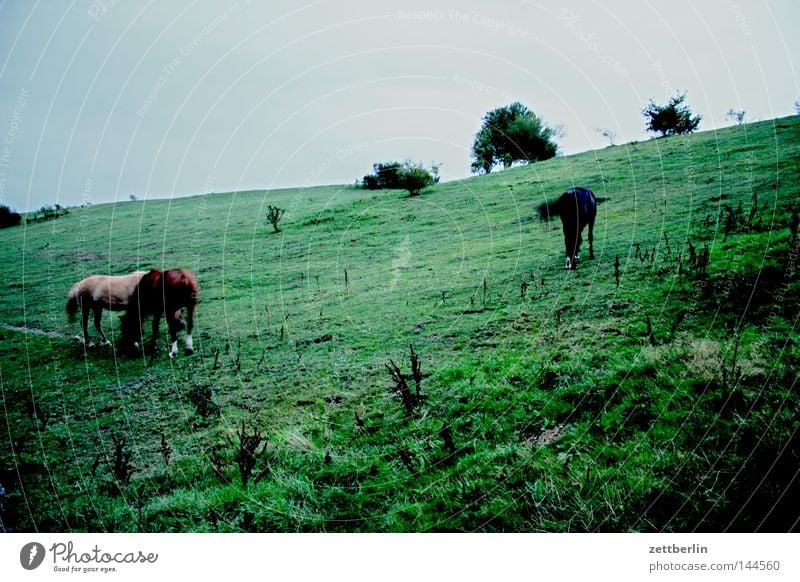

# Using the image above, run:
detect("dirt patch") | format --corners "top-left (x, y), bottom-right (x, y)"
top-left (0, 323), bottom-right (71, 339)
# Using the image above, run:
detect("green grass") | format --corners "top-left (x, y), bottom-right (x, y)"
top-left (1, 116), bottom-right (799, 532)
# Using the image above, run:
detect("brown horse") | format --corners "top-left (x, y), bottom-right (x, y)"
top-left (66, 271), bottom-right (147, 346)
top-left (121, 268), bottom-right (199, 358)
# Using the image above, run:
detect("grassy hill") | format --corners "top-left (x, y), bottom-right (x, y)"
top-left (1, 116), bottom-right (799, 532)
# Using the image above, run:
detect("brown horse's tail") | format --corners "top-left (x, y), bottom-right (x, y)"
top-left (66, 284), bottom-right (81, 322)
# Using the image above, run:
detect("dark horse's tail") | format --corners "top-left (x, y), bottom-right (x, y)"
top-left (66, 284), bottom-right (81, 322)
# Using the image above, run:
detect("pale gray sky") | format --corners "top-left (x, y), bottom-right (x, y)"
top-left (0, 0), bottom-right (798, 210)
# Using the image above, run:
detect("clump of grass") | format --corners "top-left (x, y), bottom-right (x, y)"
top-left (160, 434), bottom-right (172, 466)
top-left (385, 344), bottom-right (425, 418)
top-left (266, 205), bottom-right (285, 233)
top-left (111, 436), bottom-right (133, 487)
top-left (228, 421), bottom-right (270, 487)
top-left (186, 383), bottom-right (219, 421)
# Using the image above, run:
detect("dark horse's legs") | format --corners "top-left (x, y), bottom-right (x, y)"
top-left (588, 219), bottom-right (595, 260)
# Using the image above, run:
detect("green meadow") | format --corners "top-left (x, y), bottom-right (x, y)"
top-left (1, 116), bottom-right (798, 532)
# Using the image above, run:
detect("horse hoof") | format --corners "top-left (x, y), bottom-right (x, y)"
top-left (101, 340), bottom-right (111, 347)
top-left (185, 347), bottom-right (194, 355)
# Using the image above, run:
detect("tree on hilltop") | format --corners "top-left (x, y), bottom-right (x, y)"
top-left (642, 92), bottom-right (701, 137)
top-left (470, 102), bottom-right (559, 174)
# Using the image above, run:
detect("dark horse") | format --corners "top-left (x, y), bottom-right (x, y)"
top-left (121, 268), bottom-right (198, 358)
top-left (539, 187), bottom-right (597, 269)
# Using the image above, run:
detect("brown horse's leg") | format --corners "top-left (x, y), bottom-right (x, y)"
top-left (167, 313), bottom-right (181, 358)
top-left (93, 308), bottom-right (110, 345)
top-left (184, 303), bottom-right (195, 354)
top-left (147, 312), bottom-right (160, 354)
top-left (81, 302), bottom-right (92, 346)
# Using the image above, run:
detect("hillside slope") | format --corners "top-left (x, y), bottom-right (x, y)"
top-left (1, 116), bottom-right (798, 532)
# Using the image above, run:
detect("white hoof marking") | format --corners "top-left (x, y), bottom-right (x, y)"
top-left (169, 341), bottom-right (178, 358)
top-left (185, 335), bottom-right (194, 354)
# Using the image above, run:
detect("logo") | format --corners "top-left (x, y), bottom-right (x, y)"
top-left (20, 542), bottom-right (46, 570)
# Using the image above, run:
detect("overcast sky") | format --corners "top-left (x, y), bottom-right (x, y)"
top-left (0, 0), bottom-right (798, 211)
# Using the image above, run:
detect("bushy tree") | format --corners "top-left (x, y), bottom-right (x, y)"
top-left (642, 92), bottom-right (702, 137)
top-left (0, 205), bottom-right (21, 228)
top-left (360, 160), bottom-right (440, 197)
top-left (470, 102), bottom-right (559, 174)
top-left (361, 161), bottom-right (405, 190)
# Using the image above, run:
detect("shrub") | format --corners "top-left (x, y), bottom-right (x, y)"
top-left (0, 205), bottom-right (22, 228)
top-left (642, 92), bottom-right (701, 137)
top-left (360, 160), bottom-right (440, 197)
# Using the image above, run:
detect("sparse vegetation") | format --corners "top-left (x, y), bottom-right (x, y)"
top-left (726, 108), bottom-right (746, 125)
top-left (596, 127), bottom-right (617, 146)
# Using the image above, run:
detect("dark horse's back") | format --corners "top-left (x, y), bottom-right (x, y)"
top-left (559, 187), bottom-right (597, 220)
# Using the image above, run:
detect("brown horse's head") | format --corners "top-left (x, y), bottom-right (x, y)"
top-left (119, 269), bottom-right (162, 350)
top-left (119, 310), bottom-right (142, 349)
